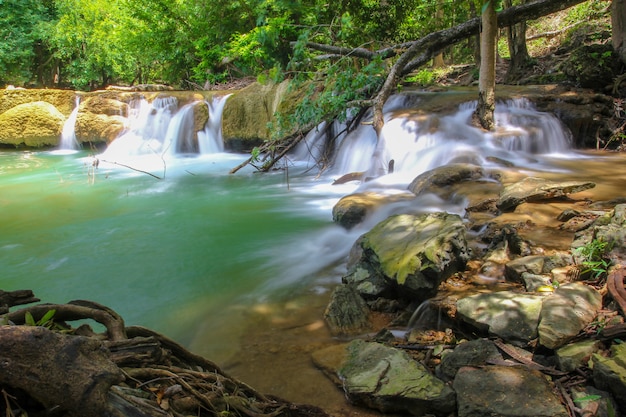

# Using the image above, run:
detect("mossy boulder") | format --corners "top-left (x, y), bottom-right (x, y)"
top-left (221, 81), bottom-right (292, 150)
top-left (0, 88), bottom-right (76, 116)
top-left (349, 212), bottom-right (469, 301)
top-left (0, 101), bottom-right (65, 147)
top-left (338, 340), bottom-right (456, 416)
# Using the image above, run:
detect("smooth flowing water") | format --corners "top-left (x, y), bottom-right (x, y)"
top-left (2, 93), bottom-right (625, 414)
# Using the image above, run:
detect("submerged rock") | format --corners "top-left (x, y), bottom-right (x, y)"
top-left (497, 176), bottom-right (595, 212)
top-left (407, 163), bottom-right (486, 196)
top-left (332, 192), bottom-right (413, 229)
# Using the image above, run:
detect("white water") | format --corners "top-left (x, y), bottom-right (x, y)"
top-left (99, 95), bottom-right (230, 163)
top-left (307, 98), bottom-right (573, 185)
top-left (58, 96), bottom-right (80, 151)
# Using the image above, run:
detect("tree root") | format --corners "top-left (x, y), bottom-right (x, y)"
top-left (0, 290), bottom-right (330, 417)
top-left (607, 266), bottom-right (626, 316)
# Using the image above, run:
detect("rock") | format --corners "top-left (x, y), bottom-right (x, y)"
top-left (437, 338), bottom-right (503, 381)
top-left (505, 255), bottom-right (546, 281)
top-left (592, 204), bottom-right (626, 263)
top-left (538, 282), bottom-right (602, 349)
top-left (221, 81), bottom-right (291, 149)
top-left (0, 88), bottom-right (76, 116)
top-left (593, 342), bottom-right (626, 410)
top-left (350, 212), bottom-right (469, 301)
top-left (570, 385), bottom-right (619, 417)
top-left (497, 176), bottom-right (595, 212)
top-left (521, 272), bottom-right (553, 292)
top-left (456, 291), bottom-right (544, 345)
top-left (555, 339), bottom-right (603, 372)
top-left (311, 343), bottom-right (350, 386)
top-left (505, 253), bottom-right (572, 282)
top-left (0, 101), bottom-right (66, 147)
top-left (323, 284), bottom-right (372, 336)
top-left (453, 365), bottom-right (569, 417)
top-left (338, 340), bottom-right (456, 416)
top-left (332, 192), bottom-right (413, 229)
top-left (407, 163), bottom-right (485, 196)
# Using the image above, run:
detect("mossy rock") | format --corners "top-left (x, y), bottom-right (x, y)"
top-left (0, 89), bottom-right (76, 116)
top-left (0, 101), bottom-right (65, 147)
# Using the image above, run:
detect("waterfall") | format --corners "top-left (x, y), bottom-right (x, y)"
top-left (299, 97), bottom-right (576, 186)
top-left (198, 95), bottom-right (231, 154)
top-left (100, 95), bottom-right (230, 161)
top-left (59, 96), bottom-right (80, 151)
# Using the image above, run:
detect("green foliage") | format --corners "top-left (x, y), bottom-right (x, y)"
top-left (269, 53), bottom-right (385, 141)
top-left (24, 309), bottom-right (57, 328)
top-left (574, 238), bottom-right (613, 280)
top-left (0, 0), bottom-right (56, 86)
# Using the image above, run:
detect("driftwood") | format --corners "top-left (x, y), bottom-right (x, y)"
top-left (0, 289), bottom-right (39, 314)
top-left (0, 291), bottom-right (330, 417)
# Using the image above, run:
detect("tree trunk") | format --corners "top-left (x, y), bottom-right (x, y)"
top-left (613, 0), bottom-right (626, 65)
top-left (433, 3), bottom-right (446, 68)
top-left (505, 0), bottom-right (531, 82)
top-left (474, 0), bottom-right (498, 131)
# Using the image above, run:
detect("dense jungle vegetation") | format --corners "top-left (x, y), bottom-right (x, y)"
top-left (0, 0), bottom-right (615, 91)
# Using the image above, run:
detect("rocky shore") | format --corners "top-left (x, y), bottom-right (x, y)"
top-left (317, 161), bottom-right (626, 416)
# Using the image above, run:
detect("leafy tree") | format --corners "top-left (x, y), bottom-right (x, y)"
top-left (0, 0), bottom-right (56, 86)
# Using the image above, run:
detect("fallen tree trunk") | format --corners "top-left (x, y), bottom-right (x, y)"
top-left (0, 291), bottom-right (330, 417)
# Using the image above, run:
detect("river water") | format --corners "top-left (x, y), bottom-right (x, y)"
top-left (1, 94), bottom-right (625, 415)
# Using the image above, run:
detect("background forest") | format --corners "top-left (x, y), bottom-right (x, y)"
top-left (0, 0), bottom-right (613, 91)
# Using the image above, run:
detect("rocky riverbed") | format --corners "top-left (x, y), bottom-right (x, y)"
top-left (218, 153), bottom-right (626, 417)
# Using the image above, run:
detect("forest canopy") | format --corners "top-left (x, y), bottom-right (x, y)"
top-left (0, 0), bottom-right (611, 91)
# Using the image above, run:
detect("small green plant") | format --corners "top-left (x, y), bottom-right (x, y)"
top-left (24, 309), bottom-right (57, 329)
top-left (574, 238), bottom-right (613, 280)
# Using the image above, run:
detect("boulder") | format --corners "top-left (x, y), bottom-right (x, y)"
top-left (497, 176), bottom-right (595, 212)
top-left (0, 101), bottom-right (65, 147)
top-left (538, 282), bottom-right (602, 349)
top-left (456, 291), bottom-right (544, 345)
top-left (453, 365), bottom-right (568, 417)
top-left (593, 342), bottom-right (626, 410)
top-left (407, 163), bottom-right (486, 196)
top-left (0, 88), bottom-right (76, 116)
top-left (555, 339), bottom-right (604, 372)
top-left (338, 340), bottom-right (456, 416)
top-left (349, 212), bottom-right (469, 301)
top-left (323, 284), bottom-right (372, 336)
top-left (437, 338), bottom-right (503, 381)
top-left (332, 192), bottom-right (413, 229)
top-left (221, 81), bottom-right (291, 149)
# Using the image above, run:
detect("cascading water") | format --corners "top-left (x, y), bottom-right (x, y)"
top-left (307, 97), bottom-right (574, 187)
top-left (58, 96), bottom-right (80, 151)
top-left (100, 94), bottom-right (230, 162)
